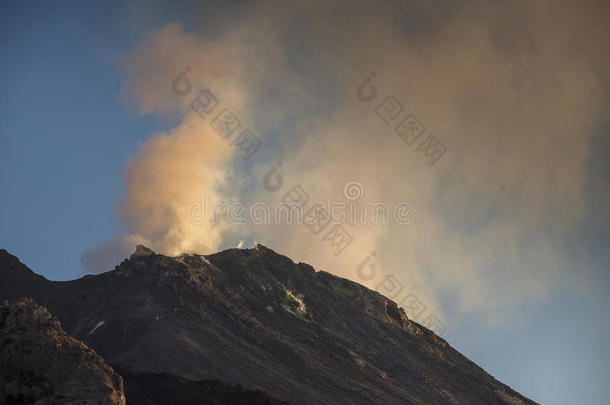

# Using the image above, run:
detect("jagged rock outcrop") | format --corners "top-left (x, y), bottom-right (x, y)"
top-left (0, 246), bottom-right (538, 404)
top-left (0, 299), bottom-right (125, 404)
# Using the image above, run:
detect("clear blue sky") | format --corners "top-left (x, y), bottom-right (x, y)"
top-left (1, 1), bottom-right (608, 404)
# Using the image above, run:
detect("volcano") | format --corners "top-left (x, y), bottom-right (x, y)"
top-left (0, 246), bottom-right (537, 404)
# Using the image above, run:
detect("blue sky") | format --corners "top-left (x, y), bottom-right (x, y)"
top-left (1, 1), bottom-right (609, 403)
top-left (0, 0), bottom-right (171, 279)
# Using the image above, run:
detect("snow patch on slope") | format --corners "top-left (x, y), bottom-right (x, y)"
top-left (88, 320), bottom-right (106, 335)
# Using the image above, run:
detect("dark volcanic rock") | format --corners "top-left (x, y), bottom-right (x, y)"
top-left (0, 299), bottom-right (125, 404)
top-left (115, 366), bottom-right (288, 404)
top-left (0, 246), bottom-right (538, 404)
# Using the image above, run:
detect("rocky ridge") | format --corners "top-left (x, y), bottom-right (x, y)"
top-left (0, 299), bottom-right (125, 404)
top-left (0, 246), bottom-right (538, 404)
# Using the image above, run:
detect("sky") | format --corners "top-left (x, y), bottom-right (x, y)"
top-left (1, 1), bottom-right (609, 403)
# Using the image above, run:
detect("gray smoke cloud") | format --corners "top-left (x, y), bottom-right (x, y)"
top-left (84, 0), bottom-right (610, 329)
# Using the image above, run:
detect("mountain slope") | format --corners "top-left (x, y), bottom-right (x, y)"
top-left (0, 246), bottom-right (537, 404)
top-left (0, 297), bottom-right (291, 404)
top-left (115, 366), bottom-right (288, 405)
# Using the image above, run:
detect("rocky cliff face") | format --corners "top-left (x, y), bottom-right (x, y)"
top-left (0, 299), bottom-right (125, 405)
top-left (0, 246), bottom-right (538, 404)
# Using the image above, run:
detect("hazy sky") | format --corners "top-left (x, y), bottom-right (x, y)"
top-left (1, 1), bottom-right (609, 403)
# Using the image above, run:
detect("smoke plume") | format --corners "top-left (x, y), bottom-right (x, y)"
top-left (83, 0), bottom-right (610, 329)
